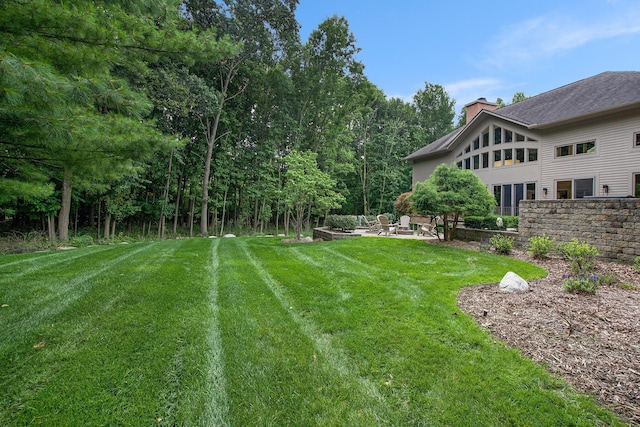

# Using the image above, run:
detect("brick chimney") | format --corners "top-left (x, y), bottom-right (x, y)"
top-left (464, 98), bottom-right (497, 124)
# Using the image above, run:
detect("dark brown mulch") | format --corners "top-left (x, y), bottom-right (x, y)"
top-left (442, 241), bottom-right (640, 425)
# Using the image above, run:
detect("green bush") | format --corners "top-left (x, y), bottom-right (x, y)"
top-left (326, 215), bottom-right (357, 231)
top-left (69, 234), bottom-right (94, 247)
top-left (527, 235), bottom-right (556, 258)
top-left (597, 270), bottom-right (619, 286)
top-left (563, 273), bottom-right (598, 294)
top-left (464, 215), bottom-right (518, 230)
top-left (557, 239), bottom-right (599, 274)
top-left (490, 234), bottom-right (514, 254)
top-left (633, 256), bottom-right (640, 273)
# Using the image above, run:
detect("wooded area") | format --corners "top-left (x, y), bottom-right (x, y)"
top-left (0, 0), bottom-right (458, 241)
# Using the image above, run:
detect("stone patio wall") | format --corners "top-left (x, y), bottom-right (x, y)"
top-left (518, 199), bottom-right (640, 263)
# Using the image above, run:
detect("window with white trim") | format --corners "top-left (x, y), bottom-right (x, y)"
top-left (555, 140), bottom-right (595, 157)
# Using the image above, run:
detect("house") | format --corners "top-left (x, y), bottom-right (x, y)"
top-left (404, 72), bottom-right (640, 215)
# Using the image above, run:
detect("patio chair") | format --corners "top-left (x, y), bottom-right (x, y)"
top-left (399, 215), bottom-right (411, 230)
top-left (377, 214), bottom-right (398, 236)
top-left (360, 215), bottom-right (381, 233)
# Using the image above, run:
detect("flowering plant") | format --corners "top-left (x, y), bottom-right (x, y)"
top-left (563, 273), bottom-right (598, 294)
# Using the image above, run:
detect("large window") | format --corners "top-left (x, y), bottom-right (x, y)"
top-left (494, 182), bottom-right (536, 215)
top-left (516, 148), bottom-right (525, 164)
top-left (556, 145), bottom-right (573, 157)
top-left (528, 148), bottom-right (538, 162)
top-left (503, 149), bottom-right (513, 166)
top-left (557, 180), bottom-right (572, 199)
top-left (482, 152), bottom-right (489, 168)
top-left (473, 154), bottom-right (479, 170)
top-left (493, 150), bottom-right (502, 167)
top-left (482, 131), bottom-right (489, 147)
top-left (526, 183), bottom-right (536, 200)
top-left (635, 173), bottom-right (640, 197)
top-left (556, 141), bottom-right (595, 157)
top-left (494, 127), bottom-right (502, 144)
top-left (557, 178), bottom-right (593, 199)
top-left (575, 178), bottom-right (594, 198)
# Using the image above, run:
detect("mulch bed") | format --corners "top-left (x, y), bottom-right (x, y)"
top-left (439, 240), bottom-right (640, 425)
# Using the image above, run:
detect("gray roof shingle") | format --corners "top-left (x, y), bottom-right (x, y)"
top-left (493, 71), bottom-right (640, 127)
top-left (405, 71), bottom-right (640, 161)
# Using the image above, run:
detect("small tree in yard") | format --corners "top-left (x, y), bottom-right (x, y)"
top-left (282, 150), bottom-right (345, 240)
top-left (411, 163), bottom-right (495, 241)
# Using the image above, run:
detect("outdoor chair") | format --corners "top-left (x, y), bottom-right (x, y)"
top-left (376, 214), bottom-right (398, 236)
top-left (399, 215), bottom-right (411, 230)
top-left (360, 215), bottom-right (381, 233)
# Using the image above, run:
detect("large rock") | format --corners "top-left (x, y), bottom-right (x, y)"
top-left (223, 234), bottom-right (236, 238)
top-left (499, 272), bottom-right (530, 292)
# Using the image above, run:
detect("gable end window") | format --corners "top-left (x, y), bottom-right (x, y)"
top-left (635, 132), bottom-right (640, 147)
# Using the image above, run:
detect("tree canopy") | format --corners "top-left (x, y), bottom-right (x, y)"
top-left (1, 1), bottom-right (484, 241)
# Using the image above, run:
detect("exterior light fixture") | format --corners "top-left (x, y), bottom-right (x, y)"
top-left (542, 187), bottom-right (548, 196)
top-left (603, 184), bottom-right (609, 195)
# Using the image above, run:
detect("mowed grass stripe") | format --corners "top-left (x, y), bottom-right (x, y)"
top-left (0, 240), bottom-right (186, 425)
top-left (0, 244), bottom-right (114, 271)
top-left (0, 239), bottom-right (219, 425)
top-left (200, 238), bottom-right (230, 427)
top-left (216, 239), bottom-right (394, 425)
top-left (0, 243), bottom-right (156, 341)
top-left (237, 239), bottom-right (395, 422)
top-left (245, 238), bottom-right (616, 426)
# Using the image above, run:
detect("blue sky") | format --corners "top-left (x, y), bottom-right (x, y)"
top-left (296, 0), bottom-right (640, 114)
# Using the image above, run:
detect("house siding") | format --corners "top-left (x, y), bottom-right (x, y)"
top-left (539, 111), bottom-right (640, 198)
top-left (411, 110), bottom-right (640, 204)
top-left (411, 120), bottom-right (543, 197)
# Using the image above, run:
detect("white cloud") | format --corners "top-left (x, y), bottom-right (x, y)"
top-left (481, 7), bottom-right (640, 68)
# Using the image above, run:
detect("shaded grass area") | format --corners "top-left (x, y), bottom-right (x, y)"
top-left (0, 238), bottom-right (624, 425)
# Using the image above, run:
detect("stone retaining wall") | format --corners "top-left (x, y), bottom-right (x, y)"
top-left (455, 228), bottom-right (520, 247)
top-left (518, 199), bottom-right (640, 263)
top-left (313, 227), bottom-right (361, 241)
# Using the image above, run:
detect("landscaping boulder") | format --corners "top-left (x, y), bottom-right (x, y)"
top-left (223, 234), bottom-right (236, 238)
top-left (499, 272), bottom-right (529, 292)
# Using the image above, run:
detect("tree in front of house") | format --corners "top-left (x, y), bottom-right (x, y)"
top-left (282, 150), bottom-right (345, 240)
top-left (411, 163), bottom-right (495, 241)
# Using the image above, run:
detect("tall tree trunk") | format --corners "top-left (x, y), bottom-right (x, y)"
top-left (57, 168), bottom-right (73, 242)
top-left (201, 64), bottom-right (240, 237)
top-left (188, 196), bottom-right (195, 238)
top-left (172, 173), bottom-right (183, 235)
top-left (159, 149), bottom-right (173, 240)
top-left (284, 209), bottom-right (289, 236)
top-left (47, 215), bottom-right (56, 242)
top-left (97, 199), bottom-right (101, 239)
top-left (104, 213), bottom-right (111, 239)
top-left (111, 219), bottom-right (116, 238)
top-left (219, 186), bottom-right (228, 236)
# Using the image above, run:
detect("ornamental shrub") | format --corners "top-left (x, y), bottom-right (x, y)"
top-left (557, 239), bottom-right (599, 274)
top-left (563, 273), bottom-right (598, 294)
top-left (326, 215), bottom-right (357, 231)
top-left (527, 235), bottom-right (556, 258)
top-left (490, 234), bottom-right (514, 254)
top-left (633, 256), bottom-right (640, 273)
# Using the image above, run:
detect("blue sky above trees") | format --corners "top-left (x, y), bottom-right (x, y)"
top-left (296, 0), bottom-right (640, 113)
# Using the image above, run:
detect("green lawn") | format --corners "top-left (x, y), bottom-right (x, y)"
top-left (0, 237), bottom-right (623, 426)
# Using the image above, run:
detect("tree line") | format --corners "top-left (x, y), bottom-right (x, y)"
top-left (1, 0), bottom-right (458, 241)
